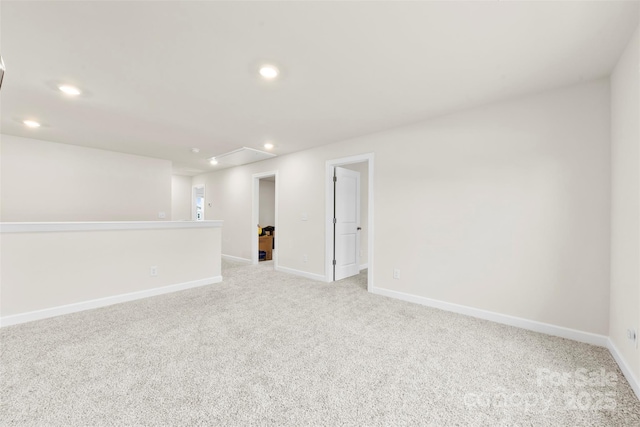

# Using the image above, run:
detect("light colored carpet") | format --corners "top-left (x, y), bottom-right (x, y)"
top-left (1, 260), bottom-right (639, 426)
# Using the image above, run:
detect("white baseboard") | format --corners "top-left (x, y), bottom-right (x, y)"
top-left (222, 254), bottom-right (252, 263)
top-left (370, 286), bottom-right (609, 347)
top-left (275, 265), bottom-right (327, 282)
top-left (607, 339), bottom-right (640, 401)
top-left (359, 263), bottom-right (369, 271)
top-left (0, 276), bottom-right (223, 327)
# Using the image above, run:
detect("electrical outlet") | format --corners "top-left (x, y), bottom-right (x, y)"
top-left (158, 211), bottom-right (166, 219)
top-left (150, 266), bottom-right (158, 277)
top-left (627, 328), bottom-right (637, 348)
top-left (303, 254), bottom-right (308, 263)
top-left (393, 268), bottom-right (400, 279)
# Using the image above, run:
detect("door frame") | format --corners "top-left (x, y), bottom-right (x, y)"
top-left (251, 171), bottom-right (279, 266)
top-left (324, 153), bottom-right (374, 291)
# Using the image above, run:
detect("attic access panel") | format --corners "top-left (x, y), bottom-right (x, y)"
top-left (214, 147), bottom-right (276, 166)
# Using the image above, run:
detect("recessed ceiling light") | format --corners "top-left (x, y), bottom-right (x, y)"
top-left (191, 147), bottom-right (200, 154)
top-left (264, 143), bottom-right (274, 150)
top-left (259, 65), bottom-right (279, 79)
top-left (58, 85), bottom-right (81, 96)
top-left (23, 120), bottom-right (41, 128)
top-left (209, 158), bottom-right (218, 165)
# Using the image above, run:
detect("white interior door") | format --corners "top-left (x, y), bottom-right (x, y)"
top-left (334, 167), bottom-right (361, 281)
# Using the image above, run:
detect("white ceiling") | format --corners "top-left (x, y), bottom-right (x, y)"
top-left (1, 1), bottom-right (638, 175)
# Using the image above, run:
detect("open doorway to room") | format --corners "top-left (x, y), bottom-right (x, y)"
top-left (251, 171), bottom-right (278, 267)
top-left (192, 185), bottom-right (205, 221)
top-left (325, 154), bottom-right (374, 291)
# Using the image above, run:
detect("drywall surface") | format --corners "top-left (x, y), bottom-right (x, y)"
top-left (0, 134), bottom-right (172, 221)
top-left (194, 78), bottom-right (611, 334)
top-left (259, 179), bottom-right (276, 227)
top-left (373, 80), bottom-right (610, 335)
top-left (172, 175), bottom-right (193, 221)
top-left (610, 27), bottom-right (640, 379)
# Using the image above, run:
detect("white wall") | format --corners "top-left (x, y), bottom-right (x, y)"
top-left (372, 79), bottom-right (611, 336)
top-left (259, 179), bottom-right (276, 226)
top-left (610, 27), bottom-right (639, 380)
top-left (343, 162), bottom-right (368, 267)
top-left (0, 134), bottom-right (172, 221)
top-left (194, 78), bottom-right (611, 335)
top-left (171, 175), bottom-right (193, 221)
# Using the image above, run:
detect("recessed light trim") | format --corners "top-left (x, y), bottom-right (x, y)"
top-left (259, 65), bottom-right (279, 79)
top-left (264, 143), bottom-right (274, 150)
top-left (23, 120), bottom-right (41, 128)
top-left (58, 85), bottom-right (81, 96)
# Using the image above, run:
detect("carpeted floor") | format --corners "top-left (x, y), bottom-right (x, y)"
top-left (1, 260), bottom-right (639, 426)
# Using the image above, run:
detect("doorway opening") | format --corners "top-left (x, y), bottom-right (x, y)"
top-left (192, 185), bottom-right (205, 221)
top-left (251, 171), bottom-right (278, 267)
top-left (325, 154), bottom-right (374, 291)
